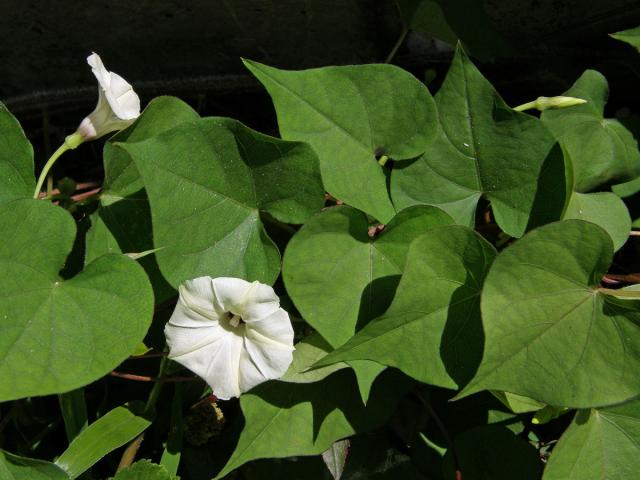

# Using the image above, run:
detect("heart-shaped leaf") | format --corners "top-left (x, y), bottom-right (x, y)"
top-left (213, 369), bottom-right (413, 479)
top-left (283, 205), bottom-right (453, 348)
top-left (119, 117), bottom-right (324, 287)
top-left (390, 46), bottom-right (559, 237)
top-left (314, 225), bottom-right (496, 389)
top-left (86, 96), bottom-right (201, 302)
top-left (542, 70), bottom-right (640, 192)
top-left (461, 220), bottom-right (640, 407)
top-left (543, 399), bottom-right (640, 479)
top-left (0, 199), bottom-right (153, 401)
top-left (244, 60), bottom-right (438, 223)
top-left (0, 102), bottom-right (34, 205)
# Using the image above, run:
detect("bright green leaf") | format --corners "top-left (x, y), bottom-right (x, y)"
top-left (391, 46), bottom-right (558, 237)
top-left (112, 459), bottom-right (177, 480)
top-left (0, 450), bottom-right (68, 480)
top-left (462, 220), bottom-right (640, 407)
top-left (283, 205), bottom-right (453, 348)
top-left (563, 192), bottom-right (630, 251)
top-left (214, 369), bottom-right (412, 479)
top-left (120, 117), bottom-right (323, 287)
top-left (610, 25), bottom-right (640, 52)
top-left (542, 70), bottom-right (640, 192)
top-left (0, 199), bottom-right (154, 401)
top-left (55, 406), bottom-right (151, 479)
top-left (314, 225), bottom-right (496, 389)
top-left (244, 59), bottom-right (438, 223)
top-left (543, 400), bottom-right (640, 479)
top-left (0, 102), bottom-right (34, 205)
top-left (492, 391), bottom-right (545, 414)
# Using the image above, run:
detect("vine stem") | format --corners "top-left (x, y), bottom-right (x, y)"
top-left (110, 371), bottom-right (198, 383)
top-left (143, 355), bottom-right (170, 416)
top-left (385, 27), bottom-right (409, 64)
top-left (33, 143), bottom-right (70, 199)
top-left (32, 133), bottom-right (84, 199)
top-left (415, 391), bottom-right (462, 480)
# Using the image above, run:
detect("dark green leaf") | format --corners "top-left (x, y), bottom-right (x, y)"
top-left (391, 46), bottom-right (557, 237)
top-left (0, 102), bottom-right (34, 205)
top-left (462, 220), bottom-right (640, 407)
top-left (543, 400), bottom-right (640, 479)
top-left (283, 205), bottom-right (453, 348)
top-left (214, 369), bottom-right (413, 479)
top-left (120, 118), bottom-right (323, 287)
top-left (0, 199), bottom-right (154, 401)
top-left (314, 225), bottom-right (496, 389)
top-left (244, 59), bottom-right (438, 223)
top-left (86, 96), bottom-right (201, 302)
top-left (542, 70), bottom-right (640, 192)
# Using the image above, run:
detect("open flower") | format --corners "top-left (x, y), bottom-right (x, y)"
top-left (165, 277), bottom-right (295, 400)
top-left (73, 52), bottom-right (140, 143)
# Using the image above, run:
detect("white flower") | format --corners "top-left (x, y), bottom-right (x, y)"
top-left (74, 52), bottom-right (140, 142)
top-left (164, 277), bottom-right (295, 400)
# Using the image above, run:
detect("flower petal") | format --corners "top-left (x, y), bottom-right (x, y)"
top-left (165, 323), bottom-right (224, 357)
top-left (243, 309), bottom-right (295, 379)
top-left (104, 72), bottom-right (140, 120)
top-left (212, 277), bottom-right (280, 321)
top-left (87, 53), bottom-right (110, 90)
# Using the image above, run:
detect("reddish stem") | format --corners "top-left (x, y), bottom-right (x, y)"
top-left (109, 371), bottom-right (200, 383)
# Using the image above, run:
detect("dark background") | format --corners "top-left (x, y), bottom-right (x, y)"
top-left (2, 0), bottom-right (640, 181)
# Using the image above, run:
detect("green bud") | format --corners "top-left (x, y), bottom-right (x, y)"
top-left (513, 96), bottom-right (587, 112)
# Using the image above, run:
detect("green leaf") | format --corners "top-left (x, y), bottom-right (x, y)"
top-left (214, 369), bottom-right (413, 479)
top-left (0, 450), bottom-right (68, 480)
top-left (55, 406), bottom-right (151, 479)
top-left (314, 225), bottom-right (496, 389)
top-left (563, 192), bottom-right (630, 251)
top-left (542, 70), bottom-right (640, 192)
top-left (244, 59), bottom-right (438, 223)
top-left (391, 46), bottom-right (557, 237)
top-left (492, 391), bottom-right (545, 414)
top-left (462, 220), bottom-right (640, 408)
top-left (443, 426), bottom-right (542, 479)
top-left (280, 333), bottom-right (348, 384)
top-left (120, 117), bottom-right (324, 287)
top-left (543, 400), bottom-right (640, 479)
top-left (0, 102), bottom-right (34, 205)
top-left (610, 25), bottom-right (640, 52)
top-left (0, 199), bottom-right (154, 401)
top-left (397, 1), bottom-right (513, 60)
top-left (86, 96), bottom-right (201, 302)
top-left (112, 460), bottom-right (177, 480)
top-left (283, 205), bottom-right (453, 348)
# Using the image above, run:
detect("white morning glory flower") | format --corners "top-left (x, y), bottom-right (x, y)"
top-left (165, 277), bottom-right (295, 400)
top-left (74, 52), bottom-right (140, 142)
